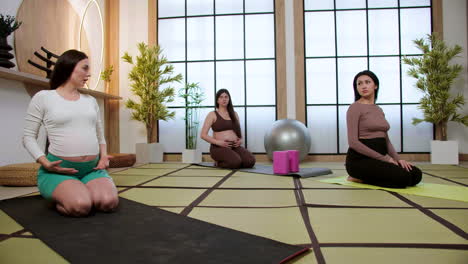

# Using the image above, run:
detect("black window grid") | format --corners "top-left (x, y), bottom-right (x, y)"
top-left (157, 0), bottom-right (278, 153)
top-left (303, 0), bottom-right (433, 155)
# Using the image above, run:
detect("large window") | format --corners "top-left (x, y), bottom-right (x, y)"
top-left (158, 0), bottom-right (277, 154)
top-left (304, 0), bottom-right (433, 154)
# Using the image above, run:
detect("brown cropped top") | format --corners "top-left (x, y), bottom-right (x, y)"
top-left (211, 111), bottom-right (242, 137)
top-left (346, 102), bottom-right (400, 162)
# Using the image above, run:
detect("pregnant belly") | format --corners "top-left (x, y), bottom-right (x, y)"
top-left (213, 130), bottom-right (238, 142)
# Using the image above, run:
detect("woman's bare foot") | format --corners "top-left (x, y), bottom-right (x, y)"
top-left (347, 176), bottom-right (363, 183)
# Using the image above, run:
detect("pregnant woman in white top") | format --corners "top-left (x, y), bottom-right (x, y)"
top-left (23, 50), bottom-right (118, 217)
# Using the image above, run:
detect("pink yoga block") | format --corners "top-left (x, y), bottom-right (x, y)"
top-left (273, 151), bottom-right (290, 174)
top-left (288, 150), bottom-right (300, 172)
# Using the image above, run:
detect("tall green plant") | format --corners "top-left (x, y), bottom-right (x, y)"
top-left (179, 82), bottom-right (205, 149)
top-left (122, 43), bottom-right (183, 143)
top-left (402, 34), bottom-right (468, 141)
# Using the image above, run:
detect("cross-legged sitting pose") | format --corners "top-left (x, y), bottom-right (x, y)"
top-left (345, 70), bottom-right (422, 188)
top-left (23, 50), bottom-right (119, 216)
top-left (200, 89), bottom-right (256, 169)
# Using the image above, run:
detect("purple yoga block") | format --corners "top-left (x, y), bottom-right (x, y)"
top-left (273, 151), bottom-right (290, 174)
top-left (288, 150), bottom-right (300, 172)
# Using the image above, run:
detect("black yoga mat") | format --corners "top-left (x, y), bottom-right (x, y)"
top-left (0, 196), bottom-right (308, 264)
top-left (196, 162), bottom-right (332, 178)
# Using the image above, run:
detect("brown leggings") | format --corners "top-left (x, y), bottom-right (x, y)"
top-left (210, 145), bottom-right (256, 169)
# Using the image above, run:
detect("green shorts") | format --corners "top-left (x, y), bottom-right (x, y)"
top-left (38, 153), bottom-right (112, 200)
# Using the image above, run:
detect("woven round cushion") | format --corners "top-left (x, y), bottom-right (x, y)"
top-left (0, 163), bottom-right (40, 186)
top-left (109, 153), bottom-right (136, 168)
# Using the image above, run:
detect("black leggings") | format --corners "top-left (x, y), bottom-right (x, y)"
top-left (345, 138), bottom-right (422, 188)
top-left (210, 145), bottom-right (256, 169)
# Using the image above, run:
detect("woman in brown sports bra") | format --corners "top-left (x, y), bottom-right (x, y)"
top-left (200, 89), bottom-right (256, 169)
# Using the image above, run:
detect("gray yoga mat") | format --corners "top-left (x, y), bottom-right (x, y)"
top-left (196, 162), bottom-right (332, 178)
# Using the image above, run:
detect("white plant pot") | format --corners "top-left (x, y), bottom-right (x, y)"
top-left (182, 149), bottom-right (202, 164)
top-left (430, 140), bottom-right (459, 165)
top-left (136, 143), bottom-right (164, 164)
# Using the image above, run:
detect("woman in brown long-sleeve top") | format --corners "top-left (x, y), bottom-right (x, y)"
top-left (345, 70), bottom-right (422, 188)
top-left (200, 89), bottom-right (255, 169)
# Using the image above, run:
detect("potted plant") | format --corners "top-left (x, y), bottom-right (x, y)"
top-left (179, 82), bottom-right (205, 163)
top-left (402, 34), bottom-right (468, 164)
top-left (100, 65), bottom-right (114, 93)
top-left (122, 43), bottom-right (183, 163)
top-left (0, 14), bottom-right (22, 68)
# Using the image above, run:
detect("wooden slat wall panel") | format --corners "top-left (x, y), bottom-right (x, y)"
top-left (104, 0), bottom-right (120, 154)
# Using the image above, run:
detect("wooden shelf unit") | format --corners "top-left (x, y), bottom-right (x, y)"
top-left (0, 67), bottom-right (121, 100)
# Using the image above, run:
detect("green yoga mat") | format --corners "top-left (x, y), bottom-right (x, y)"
top-left (319, 177), bottom-right (468, 203)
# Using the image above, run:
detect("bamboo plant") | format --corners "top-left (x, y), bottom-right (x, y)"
top-left (100, 65), bottom-right (114, 92)
top-left (179, 82), bottom-right (205, 149)
top-left (402, 34), bottom-right (468, 141)
top-left (122, 43), bottom-right (183, 143)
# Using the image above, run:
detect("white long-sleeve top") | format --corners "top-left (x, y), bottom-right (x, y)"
top-left (23, 90), bottom-right (106, 160)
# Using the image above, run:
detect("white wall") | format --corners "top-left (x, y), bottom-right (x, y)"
top-left (118, 0), bottom-right (149, 153)
top-left (2, 0), bottom-right (23, 70)
top-left (0, 0), bottom-right (39, 166)
top-left (444, 0), bottom-right (468, 154)
top-left (0, 80), bottom-right (46, 166)
top-left (0, 0), bottom-right (107, 166)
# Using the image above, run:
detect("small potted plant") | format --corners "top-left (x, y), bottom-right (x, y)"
top-left (100, 65), bottom-right (114, 93)
top-left (122, 42), bottom-right (182, 163)
top-left (179, 82), bottom-right (205, 163)
top-left (0, 14), bottom-right (22, 68)
top-left (402, 34), bottom-right (468, 164)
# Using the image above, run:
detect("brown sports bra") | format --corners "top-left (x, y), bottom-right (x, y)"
top-left (211, 110), bottom-right (242, 137)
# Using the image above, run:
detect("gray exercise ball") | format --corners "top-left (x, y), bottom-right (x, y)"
top-left (264, 119), bottom-right (311, 161)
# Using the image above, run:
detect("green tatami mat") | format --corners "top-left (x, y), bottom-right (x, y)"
top-left (423, 170), bottom-right (468, 179)
top-left (307, 208), bottom-right (468, 244)
top-left (189, 207), bottom-right (312, 245)
top-left (302, 189), bottom-right (411, 207)
top-left (138, 163), bottom-right (189, 169)
top-left (144, 177), bottom-right (220, 188)
top-left (0, 238), bottom-right (68, 264)
top-left (417, 164), bottom-right (468, 171)
top-left (400, 194), bottom-right (468, 208)
top-left (111, 168), bottom-right (175, 176)
top-left (456, 178), bottom-right (468, 185)
top-left (321, 247), bottom-right (468, 264)
top-left (220, 171), bottom-right (295, 188)
top-left (430, 209), bottom-right (468, 232)
top-left (286, 250), bottom-right (317, 264)
top-left (300, 177), bottom-right (355, 189)
top-left (420, 175), bottom-right (463, 185)
top-left (319, 176), bottom-right (468, 203)
top-left (112, 175), bottom-right (158, 186)
top-left (199, 189), bottom-right (298, 207)
top-left (0, 210), bottom-right (23, 234)
top-left (158, 207), bottom-right (184, 214)
top-left (169, 168), bottom-right (230, 177)
top-left (119, 188), bottom-right (206, 206)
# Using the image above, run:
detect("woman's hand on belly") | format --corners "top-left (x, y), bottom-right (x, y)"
top-left (216, 139), bottom-right (234, 148)
top-left (232, 137), bottom-right (242, 148)
top-left (214, 130), bottom-right (238, 147)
